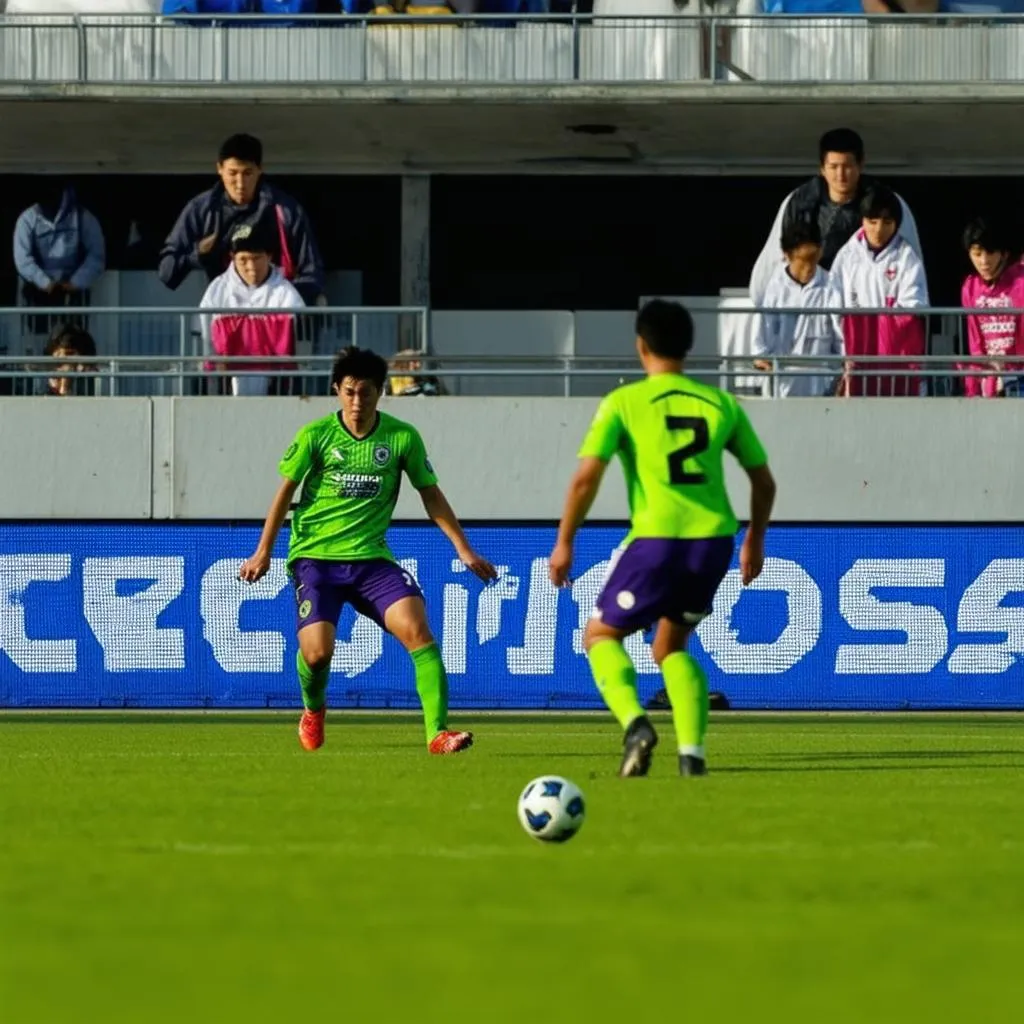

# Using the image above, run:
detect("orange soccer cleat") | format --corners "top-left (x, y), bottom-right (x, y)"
top-left (428, 730), bottom-right (474, 755)
top-left (298, 708), bottom-right (326, 751)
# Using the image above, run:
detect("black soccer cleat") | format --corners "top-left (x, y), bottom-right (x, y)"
top-left (619, 716), bottom-right (658, 778)
top-left (679, 754), bottom-right (708, 777)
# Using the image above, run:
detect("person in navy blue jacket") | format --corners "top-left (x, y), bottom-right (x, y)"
top-left (159, 133), bottom-right (325, 306)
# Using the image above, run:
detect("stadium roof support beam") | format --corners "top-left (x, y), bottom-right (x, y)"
top-left (3, 83), bottom-right (1024, 175)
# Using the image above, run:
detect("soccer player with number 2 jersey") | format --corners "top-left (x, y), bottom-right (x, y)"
top-left (549, 300), bottom-right (777, 778)
top-left (240, 347), bottom-right (497, 755)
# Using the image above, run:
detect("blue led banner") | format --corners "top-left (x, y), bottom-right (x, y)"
top-left (1, 524), bottom-right (1022, 709)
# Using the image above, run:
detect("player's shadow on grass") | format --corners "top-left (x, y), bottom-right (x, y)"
top-left (715, 760), bottom-right (1024, 774)
top-left (489, 751), bottom-right (604, 759)
top-left (766, 750), bottom-right (1024, 762)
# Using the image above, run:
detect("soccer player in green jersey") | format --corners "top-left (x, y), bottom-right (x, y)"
top-left (549, 300), bottom-right (777, 778)
top-left (240, 346), bottom-right (497, 754)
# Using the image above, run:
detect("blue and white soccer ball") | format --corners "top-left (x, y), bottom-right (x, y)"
top-left (517, 776), bottom-right (586, 843)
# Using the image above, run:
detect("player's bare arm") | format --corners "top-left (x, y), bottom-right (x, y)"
top-left (739, 463), bottom-right (777, 585)
top-left (549, 456), bottom-right (608, 588)
top-left (418, 483), bottom-right (498, 582)
top-left (239, 477), bottom-right (299, 582)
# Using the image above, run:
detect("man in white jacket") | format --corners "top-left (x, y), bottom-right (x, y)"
top-left (749, 128), bottom-right (922, 306)
top-left (200, 224), bottom-right (305, 397)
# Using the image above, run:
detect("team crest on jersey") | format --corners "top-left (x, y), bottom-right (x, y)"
top-left (373, 444), bottom-right (392, 467)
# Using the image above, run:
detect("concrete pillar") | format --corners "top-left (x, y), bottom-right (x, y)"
top-left (400, 174), bottom-right (431, 353)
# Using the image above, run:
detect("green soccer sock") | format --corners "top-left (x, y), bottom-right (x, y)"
top-left (410, 642), bottom-right (448, 742)
top-left (587, 638), bottom-right (644, 730)
top-left (660, 651), bottom-right (709, 753)
top-left (296, 650), bottom-right (330, 712)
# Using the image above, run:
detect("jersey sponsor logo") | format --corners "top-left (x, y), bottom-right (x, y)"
top-left (298, 599), bottom-right (312, 619)
top-left (337, 473), bottom-right (382, 499)
top-left (329, 447), bottom-right (346, 465)
top-left (373, 444), bottom-right (391, 467)
top-left (424, 458), bottom-right (434, 475)
top-left (282, 442), bottom-right (298, 462)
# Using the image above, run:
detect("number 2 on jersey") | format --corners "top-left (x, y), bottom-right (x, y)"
top-left (665, 415), bottom-right (709, 485)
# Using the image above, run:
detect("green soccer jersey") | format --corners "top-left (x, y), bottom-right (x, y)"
top-left (578, 373), bottom-right (768, 541)
top-left (278, 410), bottom-right (438, 566)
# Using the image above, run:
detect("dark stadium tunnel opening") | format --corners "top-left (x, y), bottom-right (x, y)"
top-left (565, 124), bottom-right (620, 136)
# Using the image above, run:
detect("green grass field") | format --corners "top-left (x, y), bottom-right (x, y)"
top-left (3, 712), bottom-right (1024, 1023)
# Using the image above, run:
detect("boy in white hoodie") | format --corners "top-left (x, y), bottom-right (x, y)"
top-left (753, 218), bottom-right (842, 397)
top-left (200, 224), bottom-right (305, 397)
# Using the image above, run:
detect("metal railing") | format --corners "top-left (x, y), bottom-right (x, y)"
top-left (1, 353), bottom-right (1019, 400)
top-left (0, 302), bottom-right (1021, 400)
top-left (2, 12), bottom-right (1024, 86)
top-left (0, 305), bottom-right (427, 396)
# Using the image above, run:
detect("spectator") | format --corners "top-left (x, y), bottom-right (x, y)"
top-left (959, 216), bottom-right (1024, 398)
top-left (862, 0), bottom-right (938, 11)
top-left (385, 349), bottom-right (447, 395)
top-left (160, 133), bottom-right (325, 307)
top-left (750, 128), bottom-right (921, 305)
top-left (43, 323), bottom-right (98, 398)
top-left (199, 224), bottom-right (305, 397)
top-left (13, 181), bottom-right (105, 336)
top-left (752, 218), bottom-right (841, 398)
top-left (828, 186), bottom-right (929, 398)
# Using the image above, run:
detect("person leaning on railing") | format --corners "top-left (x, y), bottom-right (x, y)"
top-left (199, 224), bottom-right (306, 398)
top-left (827, 186), bottom-right (929, 398)
top-left (959, 216), bottom-right (1024, 399)
top-left (751, 218), bottom-right (842, 398)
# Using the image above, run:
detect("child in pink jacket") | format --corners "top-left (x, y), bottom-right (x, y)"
top-left (828, 185), bottom-right (929, 397)
top-left (959, 217), bottom-right (1024, 398)
top-left (200, 224), bottom-right (305, 396)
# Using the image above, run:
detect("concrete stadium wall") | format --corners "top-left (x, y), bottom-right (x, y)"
top-left (2, 397), bottom-right (1022, 522)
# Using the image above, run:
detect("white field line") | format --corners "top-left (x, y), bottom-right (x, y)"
top-left (101, 838), bottom-right (1024, 859)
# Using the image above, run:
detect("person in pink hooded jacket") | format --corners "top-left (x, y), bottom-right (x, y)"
top-left (959, 217), bottom-right (1024, 398)
top-left (200, 223), bottom-right (305, 397)
top-left (828, 185), bottom-right (929, 397)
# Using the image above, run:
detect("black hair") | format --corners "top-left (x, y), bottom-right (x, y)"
top-left (331, 346), bottom-right (389, 391)
top-left (45, 323), bottom-right (96, 358)
top-left (818, 128), bottom-right (864, 165)
top-left (780, 217), bottom-right (822, 254)
top-left (962, 216), bottom-right (1010, 255)
top-left (218, 133), bottom-right (263, 167)
top-left (635, 299), bottom-right (693, 360)
top-left (860, 185), bottom-right (902, 227)
top-left (229, 223), bottom-right (273, 255)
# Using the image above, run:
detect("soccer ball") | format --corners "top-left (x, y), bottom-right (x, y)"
top-left (517, 776), bottom-right (586, 843)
